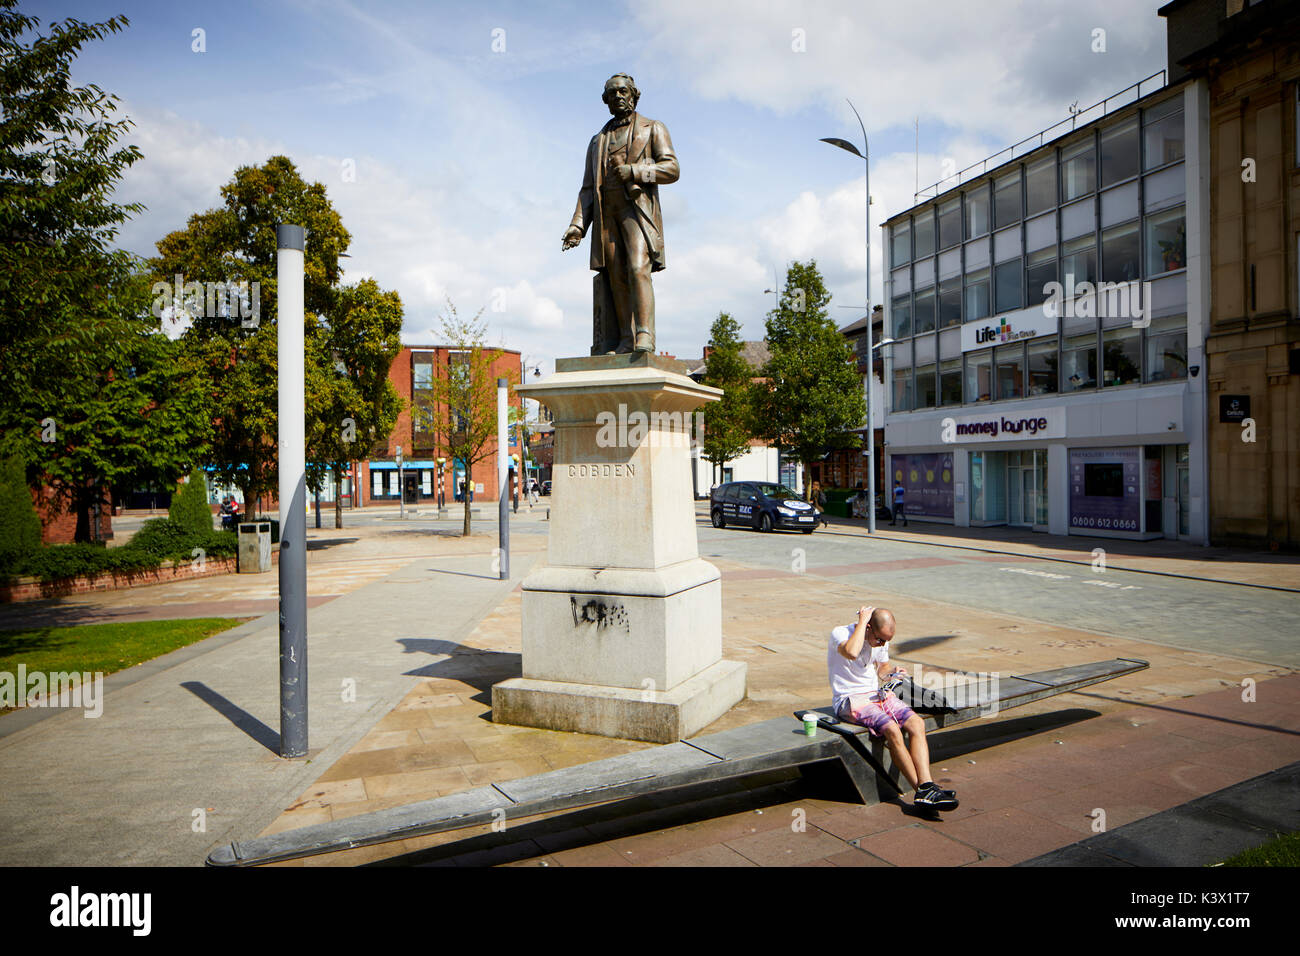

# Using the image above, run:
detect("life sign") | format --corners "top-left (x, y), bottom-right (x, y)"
top-left (961, 305), bottom-right (1058, 353)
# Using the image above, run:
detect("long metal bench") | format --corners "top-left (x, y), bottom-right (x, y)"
top-left (206, 657), bottom-right (1148, 866)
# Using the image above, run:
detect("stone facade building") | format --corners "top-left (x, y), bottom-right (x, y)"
top-left (1163, 0), bottom-right (1300, 549)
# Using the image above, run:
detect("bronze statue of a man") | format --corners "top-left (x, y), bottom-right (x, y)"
top-left (562, 74), bottom-right (679, 354)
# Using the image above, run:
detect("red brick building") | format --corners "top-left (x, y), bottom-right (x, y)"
top-left (352, 344), bottom-right (524, 506)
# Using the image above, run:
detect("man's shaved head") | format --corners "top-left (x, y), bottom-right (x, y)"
top-left (870, 608), bottom-right (896, 639)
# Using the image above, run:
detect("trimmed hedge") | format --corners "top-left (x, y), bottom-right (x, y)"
top-left (1, 518), bottom-right (237, 583)
top-left (169, 467), bottom-right (214, 535)
top-left (0, 453), bottom-right (42, 566)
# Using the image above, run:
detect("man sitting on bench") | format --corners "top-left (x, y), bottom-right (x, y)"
top-left (829, 605), bottom-right (958, 810)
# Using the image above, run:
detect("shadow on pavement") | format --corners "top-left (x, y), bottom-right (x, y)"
top-left (1059, 688), bottom-right (1300, 738)
top-left (181, 680), bottom-right (280, 754)
top-left (927, 708), bottom-right (1101, 760)
top-left (893, 634), bottom-right (959, 654)
top-left (305, 537), bottom-right (359, 551)
top-left (397, 638), bottom-right (520, 705)
top-left (0, 604), bottom-right (154, 632)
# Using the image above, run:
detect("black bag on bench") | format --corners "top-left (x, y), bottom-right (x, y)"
top-left (880, 676), bottom-right (958, 714)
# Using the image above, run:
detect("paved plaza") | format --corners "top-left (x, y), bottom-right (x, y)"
top-left (1, 504), bottom-right (1296, 866)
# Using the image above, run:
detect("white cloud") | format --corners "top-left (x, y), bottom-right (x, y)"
top-left (631, 0), bottom-right (1165, 138)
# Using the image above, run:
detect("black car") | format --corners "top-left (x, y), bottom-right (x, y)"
top-left (709, 481), bottom-right (819, 533)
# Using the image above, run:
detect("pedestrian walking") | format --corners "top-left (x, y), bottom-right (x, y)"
top-left (891, 479), bottom-right (907, 527)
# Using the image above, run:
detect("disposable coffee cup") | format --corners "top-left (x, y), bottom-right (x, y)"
top-left (802, 713), bottom-right (818, 737)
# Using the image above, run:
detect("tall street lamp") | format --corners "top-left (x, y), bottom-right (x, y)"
top-left (821, 98), bottom-right (878, 532)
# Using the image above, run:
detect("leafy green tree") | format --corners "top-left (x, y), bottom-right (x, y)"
top-left (700, 312), bottom-right (755, 486)
top-left (412, 300), bottom-right (517, 536)
top-left (151, 156), bottom-right (401, 516)
top-left (0, 6), bottom-right (213, 540)
top-left (304, 278), bottom-right (403, 528)
top-left (168, 466), bottom-right (213, 535)
top-left (0, 449), bottom-right (43, 567)
top-left (753, 260), bottom-right (865, 494)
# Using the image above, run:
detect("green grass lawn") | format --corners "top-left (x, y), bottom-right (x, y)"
top-left (1215, 831), bottom-right (1300, 867)
top-left (1, 618), bottom-right (251, 713)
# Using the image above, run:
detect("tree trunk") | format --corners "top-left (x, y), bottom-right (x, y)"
top-left (73, 493), bottom-right (92, 544)
top-left (334, 473), bottom-right (343, 529)
top-left (463, 482), bottom-right (472, 536)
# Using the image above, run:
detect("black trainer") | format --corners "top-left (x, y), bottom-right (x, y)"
top-left (913, 784), bottom-right (959, 811)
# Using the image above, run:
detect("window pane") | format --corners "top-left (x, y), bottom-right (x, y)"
top-left (994, 258), bottom-right (1023, 313)
top-left (994, 172), bottom-right (1022, 228)
top-left (916, 363), bottom-right (937, 408)
top-left (1145, 206), bottom-right (1186, 275)
top-left (1062, 139), bottom-right (1096, 201)
top-left (1145, 316), bottom-right (1187, 382)
top-left (1101, 222), bottom-right (1141, 284)
top-left (1025, 156), bottom-right (1056, 215)
top-left (965, 349), bottom-right (992, 402)
top-left (1062, 333), bottom-right (1097, 391)
top-left (1100, 119), bottom-right (1140, 186)
top-left (891, 222), bottom-right (911, 266)
top-left (1025, 212), bottom-right (1056, 253)
top-left (413, 358), bottom-right (434, 388)
top-left (891, 294), bottom-right (912, 339)
top-left (964, 268), bottom-right (990, 322)
top-left (940, 359), bottom-right (962, 405)
top-left (1102, 327), bottom-right (1142, 386)
top-left (994, 343), bottom-right (1024, 400)
top-left (1143, 102), bottom-right (1185, 170)
top-left (913, 287), bottom-right (936, 335)
top-left (1061, 235), bottom-right (1097, 287)
top-left (938, 276), bottom-right (962, 328)
top-left (914, 211), bottom-right (935, 258)
top-left (1026, 248), bottom-right (1057, 307)
top-left (938, 198), bottom-right (962, 250)
top-left (965, 188), bottom-right (990, 239)
top-left (1028, 338), bottom-right (1058, 395)
top-left (893, 367), bottom-right (914, 411)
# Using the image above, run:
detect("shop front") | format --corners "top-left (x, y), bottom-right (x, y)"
top-left (884, 390), bottom-right (1199, 540)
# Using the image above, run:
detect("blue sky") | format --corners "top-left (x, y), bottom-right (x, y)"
top-left (36, 0), bottom-right (1171, 369)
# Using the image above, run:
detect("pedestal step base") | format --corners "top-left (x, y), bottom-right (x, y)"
top-left (492, 659), bottom-right (748, 744)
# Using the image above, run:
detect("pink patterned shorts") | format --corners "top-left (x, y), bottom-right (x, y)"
top-left (838, 691), bottom-right (917, 738)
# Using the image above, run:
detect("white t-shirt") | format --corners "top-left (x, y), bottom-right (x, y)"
top-left (828, 622), bottom-right (889, 715)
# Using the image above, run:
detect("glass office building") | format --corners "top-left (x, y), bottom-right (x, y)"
top-left (882, 80), bottom-right (1209, 540)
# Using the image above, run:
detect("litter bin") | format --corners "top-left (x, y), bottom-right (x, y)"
top-left (237, 521), bottom-right (272, 573)
top-left (254, 516), bottom-right (280, 544)
top-left (823, 489), bottom-right (853, 518)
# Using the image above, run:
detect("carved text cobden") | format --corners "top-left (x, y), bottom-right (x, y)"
top-left (568, 463), bottom-right (637, 478)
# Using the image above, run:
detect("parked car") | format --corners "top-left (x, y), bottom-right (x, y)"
top-left (709, 481), bottom-right (818, 533)
top-left (541, 480), bottom-right (552, 496)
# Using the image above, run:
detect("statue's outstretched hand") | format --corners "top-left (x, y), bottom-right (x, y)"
top-left (562, 226), bottom-right (582, 250)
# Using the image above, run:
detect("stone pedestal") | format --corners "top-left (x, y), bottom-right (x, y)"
top-left (492, 354), bottom-right (747, 743)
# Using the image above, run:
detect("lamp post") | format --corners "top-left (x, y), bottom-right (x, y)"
top-left (821, 98), bottom-right (877, 532)
top-left (396, 444), bottom-right (404, 520)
